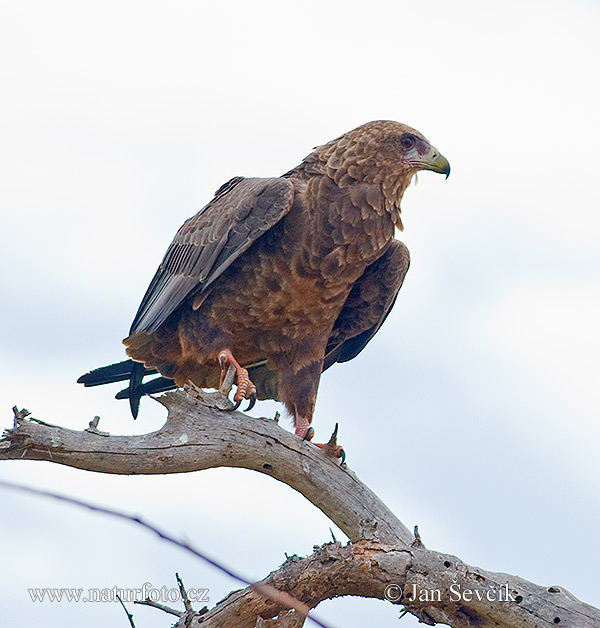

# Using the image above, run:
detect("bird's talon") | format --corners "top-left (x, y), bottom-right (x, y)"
top-left (308, 424), bottom-right (345, 462)
top-left (217, 349), bottom-right (257, 411)
top-left (327, 422), bottom-right (339, 447)
top-left (314, 442), bottom-right (345, 462)
top-left (303, 426), bottom-right (315, 441)
top-left (246, 393), bottom-right (257, 411)
top-left (230, 399), bottom-right (242, 412)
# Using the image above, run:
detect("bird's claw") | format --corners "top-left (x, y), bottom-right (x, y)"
top-left (315, 422), bottom-right (346, 462)
top-left (229, 394), bottom-right (256, 413)
top-left (299, 422), bottom-right (345, 463)
top-left (246, 393), bottom-right (257, 412)
top-left (327, 422), bottom-right (339, 445)
top-left (217, 349), bottom-right (257, 412)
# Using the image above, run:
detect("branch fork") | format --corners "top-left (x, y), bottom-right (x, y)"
top-left (3, 391), bottom-right (599, 627)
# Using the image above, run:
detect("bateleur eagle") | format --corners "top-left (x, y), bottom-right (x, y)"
top-left (78, 120), bottom-right (450, 456)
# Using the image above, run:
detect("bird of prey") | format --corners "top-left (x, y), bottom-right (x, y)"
top-left (78, 120), bottom-right (449, 456)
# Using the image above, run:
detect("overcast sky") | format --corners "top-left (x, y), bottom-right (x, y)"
top-left (1, 1), bottom-right (599, 626)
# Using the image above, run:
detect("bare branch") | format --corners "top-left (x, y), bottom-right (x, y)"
top-left (178, 539), bottom-right (600, 628)
top-left (3, 393), bottom-right (600, 627)
top-left (133, 597), bottom-right (183, 618)
top-left (176, 572), bottom-right (193, 613)
top-left (1, 391), bottom-right (412, 546)
top-left (117, 595), bottom-right (136, 628)
top-left (0, 479), bottom-right (333, 628)
top-left (256, 610), bottom-right (307, 628)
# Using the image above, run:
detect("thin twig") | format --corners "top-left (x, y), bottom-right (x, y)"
top-left (134, 597), bottom-right (183, 617)
top-left (0, 479), bottom-right (334, 628)
top-left (411, 525), bottom-right (423, 548)
top-left (117, 595), bottom-right (136, 628)
top-left (176, 572), bottom-right (193, 613)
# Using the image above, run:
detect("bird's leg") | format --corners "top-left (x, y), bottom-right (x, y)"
top-left (184, 351), bottom-right (256, 412)
top-left (218, 349), bottom-right (257, 411)
top-left (294, 416), bottom-right (313, 440)
top-left (295, 416), bottom-right (345, 462)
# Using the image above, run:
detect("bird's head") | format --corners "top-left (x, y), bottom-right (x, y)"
top-left (313, 120), bottom-right (450, 226)
top-left (317, 120), bottom-right (450, 182)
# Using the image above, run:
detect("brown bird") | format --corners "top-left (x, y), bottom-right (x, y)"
top-left (78, 120), bottom-right (449, 456)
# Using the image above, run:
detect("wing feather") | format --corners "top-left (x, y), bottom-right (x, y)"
top-left (129, 176), bottom-right (295, 335)
top-left (323, 240), bottom-right (410, 370)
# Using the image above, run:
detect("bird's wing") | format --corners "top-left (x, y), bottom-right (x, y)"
top-left (323, 240), bottom-right (410, 370)
top-left (129, 176), bottom-right (295, 335)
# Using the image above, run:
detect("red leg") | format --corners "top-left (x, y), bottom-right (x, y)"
top-left (295, 413), bottom-right (345, 462)
top-left (295, 416), bottom-right (312, 440)
top-left (218, 349), bottom-right (257, 406)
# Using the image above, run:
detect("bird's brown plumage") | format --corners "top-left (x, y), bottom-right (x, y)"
top-left (78, 120), bottom-right (450, 438)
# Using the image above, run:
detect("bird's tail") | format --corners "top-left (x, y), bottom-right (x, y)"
top-left (77, 360), bottom-right (176, 418)
top-left (77, 360), bottom-right (156, 387)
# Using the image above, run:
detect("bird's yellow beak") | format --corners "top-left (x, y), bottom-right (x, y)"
top-left (413, 145), bottom-right (451, 179)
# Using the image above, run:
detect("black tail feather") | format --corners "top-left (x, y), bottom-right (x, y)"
top-left (116, 376), bottom-right (177, 400)
top-left (77, 360), bottom-right (159, 387)
top-left (77, 359), bottom-right (171, 419)
top-left (128, 361), bottom-right (146, 419)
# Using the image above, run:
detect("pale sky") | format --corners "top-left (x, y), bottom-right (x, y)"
top-left (1, 1), bottom-right (599, 626)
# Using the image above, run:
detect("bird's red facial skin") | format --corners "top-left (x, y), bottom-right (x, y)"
top-left (415, 139), bottom-right (430, 157)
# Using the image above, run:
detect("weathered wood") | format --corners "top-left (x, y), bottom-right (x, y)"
top-left (172, 540), bottom-right (600, 628)
top-left (1, 393), bottom-right (412, 546)
top-left (3, 392), bottom-right (599, 628)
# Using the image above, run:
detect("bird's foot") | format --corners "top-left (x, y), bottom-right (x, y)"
top-left (218, 349), bottom-right (257, 411)
top-left (296, 421), bottom-right (345, 464)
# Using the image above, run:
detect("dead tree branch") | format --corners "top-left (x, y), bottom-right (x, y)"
top-left (1, 393), bottom-right (411, 546)
top-left (2, 391), bottom-right (600, 627)
top-left (0, 478), bottom-right (332, 628)
top-left (186, 541), bottom-right (600, 628)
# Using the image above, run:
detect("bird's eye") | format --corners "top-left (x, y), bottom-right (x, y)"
top-left (400, 135), bottom-right (416, 150)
